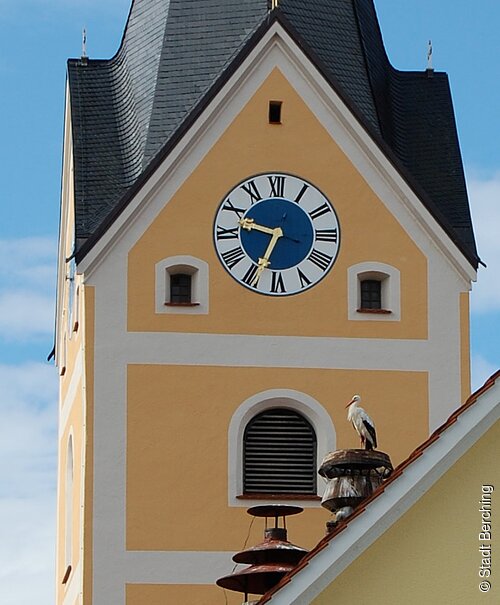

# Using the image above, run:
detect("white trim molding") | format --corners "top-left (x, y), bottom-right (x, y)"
top-left (348, 262), bottom-right (401, 321)
top-left (155, 255), bottom-right (209, 315)
top-left (65, 431), bottom-right (74, 569)
top-left (59, 350), bottom-right (83, 435)
top-left (227, 389), bottom-right (336, 506)
top-left (62, 560), bottom-right (81, 605)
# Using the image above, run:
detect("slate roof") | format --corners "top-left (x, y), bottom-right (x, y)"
top-left (67, 0), bottom-right (478, 267)
top-left (258, 368), bottom-right (500, 603)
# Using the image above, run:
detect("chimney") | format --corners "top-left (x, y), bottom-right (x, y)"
top-left (216, 504), bottom-right (308, 603)
top-left (319, 449), bottom-right (393, 532)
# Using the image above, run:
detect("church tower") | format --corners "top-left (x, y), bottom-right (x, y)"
top-left (54, 1), bottom-right (478, 604)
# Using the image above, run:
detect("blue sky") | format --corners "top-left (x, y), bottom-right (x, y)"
top-left (0, 1), bottom-right (498, 603)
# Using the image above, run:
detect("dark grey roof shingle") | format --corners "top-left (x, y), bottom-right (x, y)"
top-left (68, 0), bottom-right (478, 267)
top-left (143, 0), bottom-right (268, 164)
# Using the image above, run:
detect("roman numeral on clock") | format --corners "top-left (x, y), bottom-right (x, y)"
top-left (308, 248), bottom-right (333, 271)
top-left (222, 199), bottom-right (246, 218)
top-left (216, 225), bottom-right (239, 240)
top-left (268, 175), bottom-right (286, 198)
top-left (242, 263), bottom-right (259, 286)
top-left (297, 268), bottom-right (312, 289)
top-left (240, 180), bottom-right (262, 204)
top-left (308, 203), bottom-right (332, 221)
top-left (294, 183), bottom-right (309, 204)
top-left (221, 246), bottom-right (245, 269)
top-left (315, 228), bottom-right (338, 243)
top-left (270, 271), bottom-right (286, 293)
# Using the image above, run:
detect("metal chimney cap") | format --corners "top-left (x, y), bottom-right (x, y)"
top-left (319, 449), bottom-right (392, 478)
top-left (247, 504), bottom-right (303, 518)
top-left (216, 562), bottom-right (295, 595)
top-left (232, 529), bottom-right (308, 565)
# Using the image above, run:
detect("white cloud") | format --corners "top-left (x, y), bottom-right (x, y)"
top-left (0, 363), bottom-right (57, 496)
top-left (0, 291), bottom-right (54, 340)
top-left (0, 497), bottom-right (55, 605)
top-left (468, 172), bottom-right (500, 314)
top-left (0, 237), bottom-right (56, 288)
top-left (0, 238), bottom-right (55, 341)
top-left (0, 362), bottom-right (58, 605)
top-left (471, 354), bottom-right (498, 393)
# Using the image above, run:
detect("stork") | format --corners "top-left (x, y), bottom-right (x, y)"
top-left (345, 395), bottom-right (377, 450)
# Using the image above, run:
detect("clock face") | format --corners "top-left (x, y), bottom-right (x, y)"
top-left (214, 173), bottom-right (340, 296)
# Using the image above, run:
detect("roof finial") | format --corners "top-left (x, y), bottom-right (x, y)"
top-left (82, 28), bottom-right (87, 59)
top-left (270, 0), bottom-right (279, 9)
top-left (427, 39), bottom-right (433, 71)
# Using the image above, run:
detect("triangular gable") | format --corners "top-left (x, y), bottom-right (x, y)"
top-left (69, 4), bottom-right (477, 268)
top-left (76, 19), bottom-right (476, 284)
top-left (260, 370), bottom-right (500, 603)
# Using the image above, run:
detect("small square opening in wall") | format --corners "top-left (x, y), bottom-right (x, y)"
top-left (170, 273), bottom-right (192, 304)
top-left (155, 255), bottom-right (209, 315)
top-left (360, 279), bottom-right (382, 310)
top-left (347, 262), bottom-right (400, 321)
top-left (269, 101), bottom-right (282, 124)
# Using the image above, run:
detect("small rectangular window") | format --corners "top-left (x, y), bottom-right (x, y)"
top-left (269, 101), bottom-right (282, 124)
top-left (360, 279), bottom-right (382, 310)
top-left (170, 273), bottom-right (192, 304)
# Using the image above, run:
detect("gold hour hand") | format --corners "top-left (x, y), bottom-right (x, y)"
top-left (239, 218), bottom-right (275, 236)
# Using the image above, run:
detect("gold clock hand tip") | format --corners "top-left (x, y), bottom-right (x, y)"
top-left (239, 218), bottom-right (254, 230)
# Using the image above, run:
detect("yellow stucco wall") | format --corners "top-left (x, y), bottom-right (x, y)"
top-left (126, 583), bottom-right (241, 605)
top-left (56, 225), bottom-right (85, 604)
top-left (56, 284), bottom-right (92, 605)
top-left (312, 420), bottom-right (500, 605)
top-left (56, 391), bottom-right (84, 595)
top-left (126, 364), bottom-right (427, 551)
top-left (128, 68), bottom-right (427, 340)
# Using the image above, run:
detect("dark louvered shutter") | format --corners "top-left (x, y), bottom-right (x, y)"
top-left (243, 408), bottom-right (317, 495)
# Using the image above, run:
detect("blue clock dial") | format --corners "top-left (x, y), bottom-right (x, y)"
top-left (240, 199), bottom-right (314, 270)
top-left (214, 173), bottom-right (340, 296)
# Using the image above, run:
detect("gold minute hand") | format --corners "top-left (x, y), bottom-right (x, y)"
top-left (251, 226), bottom-right (283, 287)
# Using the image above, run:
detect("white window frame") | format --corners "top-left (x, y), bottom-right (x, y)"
top-left (348, 262), bottom-right (401, 321)
top-left (155, 255), bottom-right (209, 315)
top-left (228, 389), bottom-right (336, 507)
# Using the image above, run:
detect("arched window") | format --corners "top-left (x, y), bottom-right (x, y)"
top-left (243, 408), bottom-right (317, 495)
top-left (228, 389), bottom-right (336, 506)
